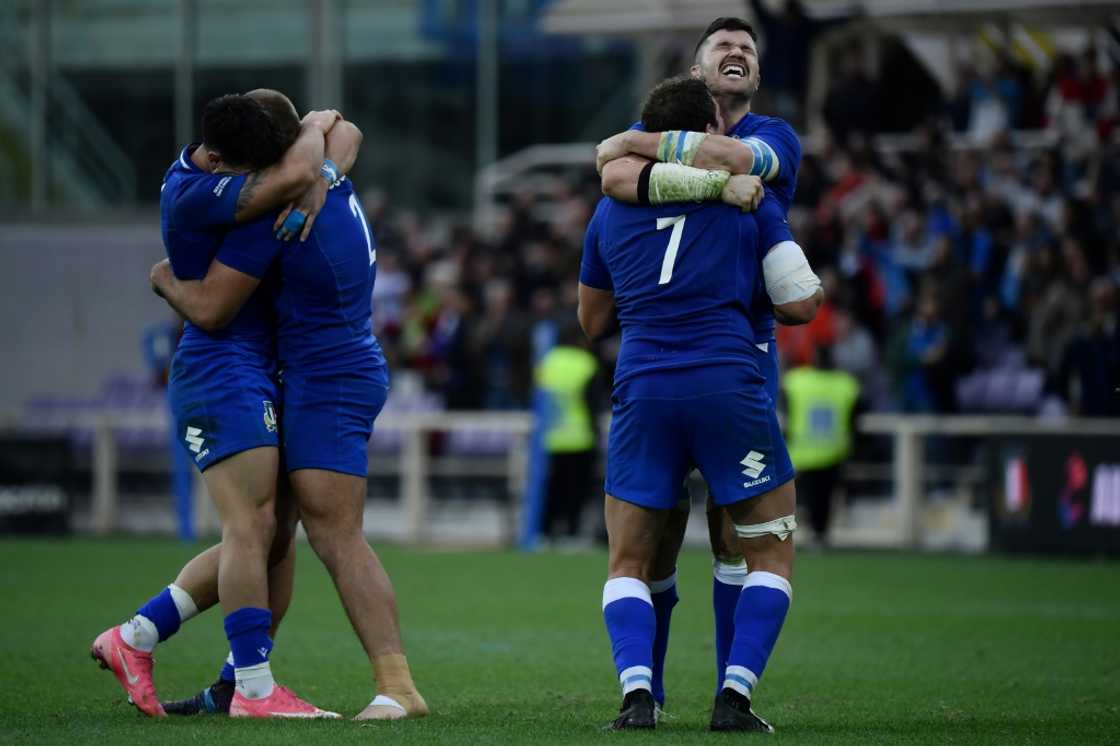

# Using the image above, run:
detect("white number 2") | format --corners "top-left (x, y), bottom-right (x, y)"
top-left (349, 192), bottom-right (376, 266)
top-left (655, 215), bottom-right (686, 285)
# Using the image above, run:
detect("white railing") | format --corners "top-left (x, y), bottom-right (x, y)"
top-left (10, 411), bottom-right (1120, 547)
top-left (857, 414), bottom-right (1120, 547)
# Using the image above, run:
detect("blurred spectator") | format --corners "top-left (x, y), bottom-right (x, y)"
top-left (823, 50), bottom-right (881, 142)
top-left (746, 0), bottom-right (850, 126)
top-left (1056, 277), bottom-right (1120, 416)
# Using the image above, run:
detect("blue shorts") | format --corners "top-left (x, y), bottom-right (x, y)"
top-left (755, 338), bottom-right (779, 404)
top-left (605, 365), bottom-right (794, 510)
top-left (168, 347), bottom-right (280, 472)
top-left (281, 367), bottom-right (388, 477)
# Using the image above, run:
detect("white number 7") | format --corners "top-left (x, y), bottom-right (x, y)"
top-left (656, 215), bottom-right (686, 285)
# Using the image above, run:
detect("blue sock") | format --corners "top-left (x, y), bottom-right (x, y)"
top-left (723, 571), bottom-right (792, 701)
top-left (712, 560), bottom-right (747, 690)
top-left (128, 583), bottom-right (198, 647)
top-left (223, 607), bottom-right (273, 670)
top-left (602, 577), bottom-right (656, 696)
top-left (649, 571), bottom-right (678, 706)
top-left (218, 652), bottom-right (235, 684)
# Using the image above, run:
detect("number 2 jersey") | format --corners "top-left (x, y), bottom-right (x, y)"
top-left (579, 196), bottom-right (793, 390)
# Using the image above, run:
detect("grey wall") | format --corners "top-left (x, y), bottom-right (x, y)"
top-left (0, 221), bottom-right (171, 414)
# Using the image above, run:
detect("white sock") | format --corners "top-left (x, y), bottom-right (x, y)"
top-left (119, 615), bottom-right (159, 652)
top-left (168, 584), bottom-right (199, 623)
top-left (235, 662), bottom-right (275, 700)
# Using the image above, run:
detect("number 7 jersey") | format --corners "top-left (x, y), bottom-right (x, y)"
top-left (580, 197), bottom-right (787, 389)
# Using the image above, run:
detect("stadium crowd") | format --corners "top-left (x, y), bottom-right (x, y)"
top-left (367, 45), bottom-right (1119, 418)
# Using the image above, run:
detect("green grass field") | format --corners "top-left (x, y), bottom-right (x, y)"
top-left (1, 538), bottom-right (1118, 744)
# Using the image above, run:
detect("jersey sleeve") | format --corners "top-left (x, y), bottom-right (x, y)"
top-left (579, 200), bottom-right (613, 291)
top-left (214, 219), bottom-right (283, 279)
top-left (739, 119), bottom-right (801, 211)
top-left (170, 172), bottom-right (248, 229)
top-left (754, 193), bottom-right (795, 252)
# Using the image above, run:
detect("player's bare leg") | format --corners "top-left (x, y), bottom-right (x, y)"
top-left (160, 490), bottom-right (299, 716)
top-left (170, 502), bottom-right (297, 628)
top-left (201, 448), bottom-right (337, 718)
top-left (710, 478), bottom-right (796, 732)
top-left (205, 448), bottom-right (280, 614)
top-left (602, 495), bottom-right (669, 730)
top-left (292, 467), bottom-right (427, 720)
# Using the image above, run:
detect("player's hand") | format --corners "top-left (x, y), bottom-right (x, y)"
top-left (274, 178), bottom-right (328, 242)
top-left (302, 109), bottom-right (342, 133)
top-left (595, 131), bottom-right (631, 175)
top-left (149, 259), bottom-right (173, 299)
top-left (721, 174), bottom-right (763, 212)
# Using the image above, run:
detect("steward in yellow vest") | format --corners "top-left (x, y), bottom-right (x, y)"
top-left (535, 324), bottom-right (604, 540)
top-left (781, 348), bottom-right (860, 544)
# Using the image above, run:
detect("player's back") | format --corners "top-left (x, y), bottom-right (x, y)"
top-left (217, 179), bottom-right (385, 376)
top-left (274, 179), bottom-right (383, 376)
top-left (159, 146), bottom-right (276, 359)
top-left (582, 197), bottom-right (763, 388)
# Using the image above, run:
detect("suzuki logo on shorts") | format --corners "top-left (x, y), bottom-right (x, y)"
top-left (185, 426), bottom-right (205, 453)
top-left (263, 400), bottom-right (277, 433)
top-left (741, 451), bottom-right (766, 479)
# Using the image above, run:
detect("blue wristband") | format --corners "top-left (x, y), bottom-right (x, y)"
top-left (320, 158), bottom-right (339, 186)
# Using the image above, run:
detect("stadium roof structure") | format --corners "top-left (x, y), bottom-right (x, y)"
top-left (542, 0), bottom-right (1118, 35)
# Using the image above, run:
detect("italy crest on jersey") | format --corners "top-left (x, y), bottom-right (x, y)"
top-left (263, 400), bottom-right (278, 433)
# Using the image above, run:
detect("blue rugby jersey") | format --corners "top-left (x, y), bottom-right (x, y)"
top-left (580, 198), bottom-right (788, 388)
top-left (630, 114), bottom-right (802, 341)
top-left (215, 178), bottom-right (386, 378)
top-left (159, 145), bottom-right (276, 356)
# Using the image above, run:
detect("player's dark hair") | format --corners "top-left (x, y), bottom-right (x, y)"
top-left (247, 88), bottom-right (301, 152)
top-left (693, 16), bottom-right (758, 61)
top-left (199, 93), bottom-right (287, 171)
top-left (640, 76), bottom-right (718, 133)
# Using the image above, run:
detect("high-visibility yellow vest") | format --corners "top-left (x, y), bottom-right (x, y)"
top-left (536, 346), bottom-right (598, 453)
top-left (782, 366), bottom-right (860, 471)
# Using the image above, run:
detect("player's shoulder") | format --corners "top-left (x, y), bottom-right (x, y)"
top-left (735, 114), bottom-right (800, 147)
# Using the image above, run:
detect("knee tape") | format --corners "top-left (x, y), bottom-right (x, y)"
top-left (733, 514), bottom-right (797, 541)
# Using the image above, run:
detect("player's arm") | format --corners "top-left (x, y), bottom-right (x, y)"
top-left (753, 194), bottom-right (822, 325)
top-left (597, 129), bottom-right (780, 180)
top-left (577, 284), bottom-right (617, 341)
top-left (773, 286), bottom-right (823, 325)
top-left (764, 241), bottom-right (822, 325)
top-left (601, 157), bottom-right (762, 211)
top-left (578, 199), bottom-right (618, 340)
top-left (273, 118), bottom-right (364, 241)
top-left (150, 258), bottom-right (260, 332)
top-left (232, 109), bottom-right (340, 223)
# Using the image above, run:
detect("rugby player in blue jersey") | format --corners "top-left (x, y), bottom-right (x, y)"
top-left (92, 91), bottom-right (361, 718)
top-left (593, 16), bottom-right (820, 712)
top-left (579, 76), bottom-right (818, 732)
top-left (150, 90), bottom-right (427, 721)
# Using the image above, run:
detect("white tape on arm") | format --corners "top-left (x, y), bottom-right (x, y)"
top-left (762, 240), bottom-right (821, 305)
